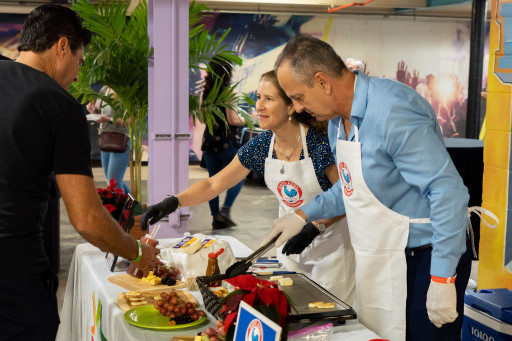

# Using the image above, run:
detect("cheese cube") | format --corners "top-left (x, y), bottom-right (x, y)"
top-left (269, 275), bottom-right (283, 282)
top-left (278, 278), bottom-right (293, 286)
top-left (149, 277), bottom-right (161, 286)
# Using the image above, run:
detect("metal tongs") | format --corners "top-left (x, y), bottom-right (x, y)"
top-left (225, 233), bottom-right (281, 278)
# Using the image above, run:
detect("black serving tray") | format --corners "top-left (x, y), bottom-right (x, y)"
top-left (255, 273), bottom-right (357, 322)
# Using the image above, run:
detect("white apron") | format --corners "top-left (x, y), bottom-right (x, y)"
top-left (337, 122), bottom-right (429, 341)
top-left (265, 124), bottom-right (355, 304)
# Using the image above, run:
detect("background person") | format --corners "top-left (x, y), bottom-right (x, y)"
top-left (87, 85), bottom-right (130, 193)
top-left (0, 5), bottom-right (159, 340)
top-left (200, 60), bottom-right (246, 229)
top-left (266, 34), bottom-right (471, 340)
top-left (141, 71), bottom-right (355, 303)
top-left (345, 57), bottom-right (365, 72)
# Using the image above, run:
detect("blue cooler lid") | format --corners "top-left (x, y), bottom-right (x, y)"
top-left (464, 289), bottom-right (512, 324)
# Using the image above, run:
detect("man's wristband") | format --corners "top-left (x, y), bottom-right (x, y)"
top-left (431, 275), bottom-right (456, 284)
top-left (131, 240), bottom-right (142, 262)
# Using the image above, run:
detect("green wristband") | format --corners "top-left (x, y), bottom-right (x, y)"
top-left (131, 240), bottom-right (142, 262)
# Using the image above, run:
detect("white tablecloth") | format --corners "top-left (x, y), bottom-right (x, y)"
top-left (57, 236), bottom-right (379, 341)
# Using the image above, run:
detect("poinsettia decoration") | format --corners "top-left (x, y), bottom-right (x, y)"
top-left (97, 178), bottom-right (143, 233)
top-left (218, 275), bottom-right (292, 341)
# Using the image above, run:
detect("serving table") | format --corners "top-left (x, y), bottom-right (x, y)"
top-left (57, 236), bottom-right (379, 341)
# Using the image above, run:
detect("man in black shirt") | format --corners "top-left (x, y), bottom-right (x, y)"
top-left (0, 5), bottom-right (160, 340)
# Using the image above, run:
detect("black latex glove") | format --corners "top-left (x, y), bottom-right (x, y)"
top-left (281, 222), bottom-right (320, 255)
top-left (140, 196), bottom-right (179, 230)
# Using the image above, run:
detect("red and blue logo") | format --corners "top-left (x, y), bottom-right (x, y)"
top-left (339, 162), bottom-right (354, 197)
top-left (246, 319), bottom-right (263, 341)
top-left (277, 181), bottom-right (303, 208)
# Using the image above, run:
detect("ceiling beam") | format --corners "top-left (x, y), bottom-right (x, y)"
top-left (194, 0), bottom-right (476, 18)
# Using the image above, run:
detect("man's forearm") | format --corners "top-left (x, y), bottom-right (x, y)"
top-left (301, 179), bottom-right (345, 221)
top-left (76, 208), bottom-right (139, 260)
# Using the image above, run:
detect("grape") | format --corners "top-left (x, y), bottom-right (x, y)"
top-left (205, 327), bottom-right (216, 336)
top-left (185, 302), bottom-right (193, 309)
top-left (190, 313), bottom-right (199, 321)
top-left (173, 306), bottom-right (181, 314)
top-left (170, 291), bottom-right (177, 298)
top-left (187, 307), bottom-right (195, 315)
top-left (180, 306), bottom-right (187, 315)
top-left (175, 315), bottom-right (193, 324)
top-left (199, 310), bottom-right (206, 317)
top-left (160, 292), bottom-right (167, 298)
top-left (156, 300), bottom-right (164, 307)
top-left (171, 297), bottom-right (179, 305)
top-left (210, 336), bottom-right (219, 341)
top-left (159, 307), bottom-right (167, 315)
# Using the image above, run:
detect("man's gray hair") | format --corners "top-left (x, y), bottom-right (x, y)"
top-left (274, 34), bottom-right (347, 87)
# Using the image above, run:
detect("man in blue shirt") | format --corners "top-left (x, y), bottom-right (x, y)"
top-left (264, 34), bottom-right (471, 340)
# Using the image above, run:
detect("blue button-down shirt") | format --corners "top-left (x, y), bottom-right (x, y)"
top-left (301, 71), bottom-right (469, 277)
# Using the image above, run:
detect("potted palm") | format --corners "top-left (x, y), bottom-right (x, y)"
top-left (71, 0), bottom-right (253, 205)
top-left (70, 0), bottom-right (151, 203)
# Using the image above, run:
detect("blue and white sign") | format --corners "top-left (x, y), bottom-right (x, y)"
top-left (234, 301), bottom-right (282, 341)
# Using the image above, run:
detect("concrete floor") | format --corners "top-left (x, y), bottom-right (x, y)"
top-left (56, 164), bottom-right (479, 315)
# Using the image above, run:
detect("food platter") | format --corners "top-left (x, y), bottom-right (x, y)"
top-left (108, 273), bottom-right (186, 291)
top-left (116, 288), bottom-right (198, 311)
top-left (124, 306), bottom-right (207, 330)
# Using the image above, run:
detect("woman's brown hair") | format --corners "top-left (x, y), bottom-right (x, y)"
top-left (259, 70), bottom-right (328, 133)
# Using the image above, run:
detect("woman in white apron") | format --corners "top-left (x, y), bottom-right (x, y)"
top-left (265, 123), bottom-right (354, 303)
top-left (141, 70), bottom-right (355, 303)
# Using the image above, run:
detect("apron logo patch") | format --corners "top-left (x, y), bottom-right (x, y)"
top-left (246, 319), bottom-right (263, 341)
top-left (277, 181), bottom-right (304, 208)
top-left (339, 162), bottom-right (354, 197)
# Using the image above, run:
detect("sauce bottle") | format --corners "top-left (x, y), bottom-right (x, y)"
top-left (127, 234), bottom-right (158, 278)
top-left (205, 248), bottom-right (224, 286)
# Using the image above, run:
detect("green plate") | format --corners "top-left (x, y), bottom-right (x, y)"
top-left (124, 305), bottom-right (207, 330)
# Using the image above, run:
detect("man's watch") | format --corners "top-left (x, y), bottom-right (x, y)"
top-left (312, 221), bottom-right (326, 234)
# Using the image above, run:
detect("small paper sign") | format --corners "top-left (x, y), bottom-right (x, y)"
top-left (233, 301), bottom-right (282, 341)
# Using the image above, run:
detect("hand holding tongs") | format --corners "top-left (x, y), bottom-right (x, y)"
top-left (225, 233), bottom-right (281, 278)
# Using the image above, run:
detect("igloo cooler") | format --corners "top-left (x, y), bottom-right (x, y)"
top-left (462, 289), bottom-right (512, 340)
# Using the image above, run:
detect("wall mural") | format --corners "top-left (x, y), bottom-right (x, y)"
top-left (479, 0), bottom-right (512, 290)
top-left (0, 12), bottom-right (491, 158)
top-left (0, 14), bottom-right (24, 59)
top-left (190, 12), bottom-right (490, 161)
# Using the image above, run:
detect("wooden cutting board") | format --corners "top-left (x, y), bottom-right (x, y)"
top-left (116, 288), bottom-right (198, 311)
top-left (107, 273), bottom-right (186, 291)
top-left (170, 336), bottom-right (196, 341)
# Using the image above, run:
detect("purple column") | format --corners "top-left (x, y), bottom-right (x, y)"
top-left (148, 0), bottom-right (189, 237)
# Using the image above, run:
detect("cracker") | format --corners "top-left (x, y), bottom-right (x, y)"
top-left (308, 301), bottom-right (323, 308)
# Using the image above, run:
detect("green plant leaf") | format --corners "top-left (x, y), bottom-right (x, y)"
top-left (71, 0), bottom-right (151, 203)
